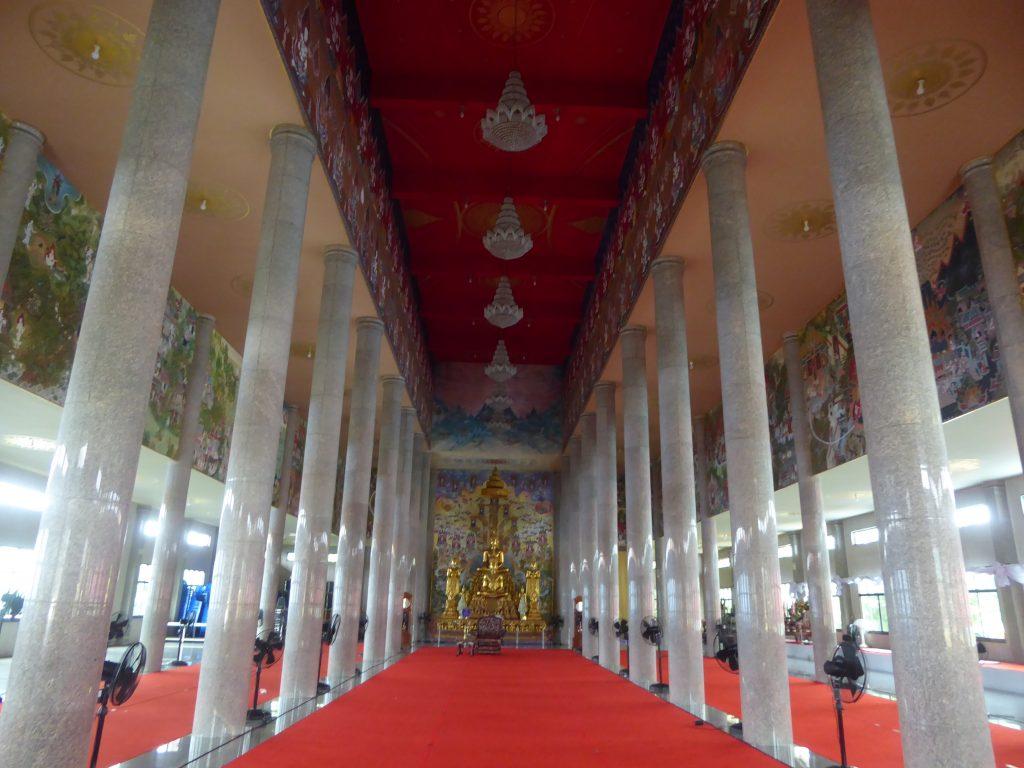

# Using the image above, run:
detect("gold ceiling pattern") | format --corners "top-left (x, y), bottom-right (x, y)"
top-left (765, 199), bottom-right (836, 242)
top-left (469, 0), bottom-right (554, 47)
top-left (184, 181), bottom-right (251, 221)
top-left (885, 39), bottom-right (986, 118)
top-left (29, 2), bottom-right (143, 87)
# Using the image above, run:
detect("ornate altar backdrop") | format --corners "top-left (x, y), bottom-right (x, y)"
top-left (430, 469), bottom-right (555, 625)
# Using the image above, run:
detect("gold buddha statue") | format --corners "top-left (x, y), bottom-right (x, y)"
top-left (467, 535), bottom-right (520, 620)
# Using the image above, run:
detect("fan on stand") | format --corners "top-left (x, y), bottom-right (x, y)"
top-left (823, 636), bottom-right (867, 768)
top-left (246, 629), bottom-right (284, 723)
top-left (588, 617), bottom-right (599, 661)
top-left (614, 618), bottom-right (629, 677)
top-left (89, 642), bottom-right (146, 768)
top-left (316, 613), bottom-right (341, 695)
top-left (640, 616), bottom-right (668, 694)
top-left (713, 620), bottom-right (740, 674)
top-left (170, 610), bottom-right (198, 667)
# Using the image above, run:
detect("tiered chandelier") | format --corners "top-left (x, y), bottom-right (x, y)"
top-left (484, 277), bottom-right (523, 328)
top-left (485, 382), bottom-right (513, 412)
top-left (481, 70), bottom-right (547, 153)
top-left (485, 339), bottom-right (517, 382)
top-left (483, 197), bottom-right (532, 260)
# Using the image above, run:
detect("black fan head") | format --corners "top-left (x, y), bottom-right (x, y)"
top-left (640, 616), bottom-right (661, 644)
top-left (253, 629), bottom-right (284, 668)
top-left (588, 617), bottom-right (599, 635)
top-left (103, 642), bottom-right (146, 706)
top-left (323, 613), bottom-right (341, 646)
top-left (713, 630), bottom-right (739, 674)
top-left (613, 619), bottom-right (628, 638)
top-left (108, 612), bottom-right (130, 642)
top-left (824, 640), bottom-right (867, 702)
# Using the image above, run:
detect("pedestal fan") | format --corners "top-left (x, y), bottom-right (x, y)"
top-left (614, 618), bottom-right (629, 677)
top-left (640, 616), bottom-right (668, 694)
top-left (246, 629), bottom-right (284, 723)
top-left (713, 620), bottom-right (740, 674)
top-left (317, 613), bottom-right (341, 694)
top-left (90, 642), bottom-right (146, 768)
top-left (823, 636), bottom-right (867, 768)
top-left (588, 617), bottom-right (599, 661)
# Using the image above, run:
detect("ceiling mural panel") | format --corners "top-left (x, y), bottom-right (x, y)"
top-left (260, 0), bottom-right (434, 431)
top-left (562, 0), bottom-right (778, 437)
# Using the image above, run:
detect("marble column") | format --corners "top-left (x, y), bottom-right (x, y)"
top-left (828, 521), bottom-right (858, 629)
top-left (141, 313), bottom-right (215, 673)
top-left (806, 2), bottom-right (993, 764)
top-left (279, 246), bottom-right (356, 706)
top-left (651, 259), bottom-right (704, 708)
top-left (259, 404), bottom-right (300, 629)
top-left (406, 433), bottom-right (426, 646)
top-left (559, 451), bottom-right (576, 647)
top-left (0, 2), bottom-right (220, 764)
top-left (327, 318), bottom-right (384, 685)
top-left (695, 417), bottom-right (721, 658)
top-left (594, 383), bottom-right (621, 673)
top-left (619, 328), bottom-right (659, 687)
top-left (191, 123), bottom-right (316, 743)
top-left (579, 413), bottom-right (598, 661)
top-left (962, 158), bottom-right (1024, 468)
top-left (0, 121), bottom-right (44, 289)
top-left (113, 504), bottom-right (140, 619)
top-left (385, 408), bottom-right (416, 657)
top-left (412, 448), bottom-right (432, 647)
top-left (361, 376), bottom-right (404, 673)
top-left (568, 435), bottom-right (583, 649)
top-left (989, 486), bottom-right (1024, 661)
top-left (703, 140), bottom-right (792, 749)
top-left (782, 332), bottom-right (834, 682)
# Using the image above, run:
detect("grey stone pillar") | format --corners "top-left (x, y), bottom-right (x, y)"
top-left (807, 2), bottom-right (994, 764)
top-left (579, 413), bottom-right (598, 660)
top-left (695, 416), bottom-right (721, 658)
top-left (141, 313), bottom-right (215, 672)
top-left (259, 404), bottom-right (300, 629)
top-left (279, 246), bottom-right (356, 705)
top-left (328, 318), bottom-right (383, 684)
top-left (651, 259), bottom-right (704, 709)
top-left (828, 521), bottom-right (858, 628)
top-left (412, 446), bottom-right (432, 647)
top-left (362, 376), bottom-right (404, 673)
top-left (191, 123), bottom-right (315, 744)
top-left (113, 504), bottom-right (140, 619)
top-left (568, 436), bottom-right (583, 649)
top-left (406, 433), bottom-right (427, 646)
top-left (0, 121), bottom-right (44, 289)
top-left (703, 140), bottom-right (792, 750)
top-left (594, 383), bottom-right (621, 673)
top-left (782, 332), bottom-right (835, 682)
top-left (962, 158), bottom-right (1024, 469)
top-left (0, 2), bottom-right (220, 764)
top-left (619, 327), bottom-right (659, 687)
top-left (559, 451), bottom-right (576, 647)
top-left (989, 485), bottom-right (1024, 661)
top-left (385, 408), bottom-right (416, 657)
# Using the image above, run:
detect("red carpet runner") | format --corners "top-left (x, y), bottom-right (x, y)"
top-left (228, 648), bottom-right (784, 768)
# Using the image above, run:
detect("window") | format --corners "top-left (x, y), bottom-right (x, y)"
top-left (720, 587), bottom-right (733, 615)
top-left (132, 563), bottom-right (152, 617)
top-left (185, 530), bottom-right (212, 548)
top-left (966, 572), bottom-right (1005, 640)
top-left (0, 546), bottom-right (35, 602)
top-left (826, 535), bottom-right (837, 550)
top-left (717, 557), bottom-right (730, 569)
top-left (955, 504), bottom-right (991, 528)
top-left (777, 544), bottom-right (794, 559)
top-left (850, 526), bottom-right (879, 546)
top-left (858, 577), bottom-right (888, 633)
top-left (182, 569), bottom-right (206, 587)
top-left (831, 594), bottom-right (844, 631)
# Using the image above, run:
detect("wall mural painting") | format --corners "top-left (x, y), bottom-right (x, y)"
top-left (765, 350), bottom-right (796, 489)
top-left (703, 407), bottom-right (728, 516)
top-left (430, 469), bottom-right (555, 618)
top-left (272, 406), bottom-right (307, 516)
top-left (0, 111), bottom-right (243, 482)
top-left (562, 0), bottom-right (778, 435)
top-left (994, 129), bottom-right (1024, 275)
top-left (261, 0), bottom-right (433, 432)
top-left (432, 362), bottom-right (561, 456)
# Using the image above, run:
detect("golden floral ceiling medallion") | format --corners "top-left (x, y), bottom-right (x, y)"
top-left (687, 354), bottom-right (719, 372)
top-left (185, 181), bottom-right (251, 221)
top-left (766, 200), bottom-right (836, 242)
top-left (229, 275), bottom-right (252, 299)
top-left (29, 2), bottom-right (144, 87)
top-left (470, 0), bottom-right (554, 48)
top-left (885, 39), bottom-right (986, 118)
top-left (289, 342), bottom-right (316, 360)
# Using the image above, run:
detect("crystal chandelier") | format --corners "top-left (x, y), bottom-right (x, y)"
top-left (481, 70), bottom-right (547, 152)
top-left (485, 339), bottom-right (518, 382)
top-left (483, 197), bottom-right (532, 260)
top-left (485, 383), bottom-right (513, 413)
top-left (484, 277), bottom-right (524, 328)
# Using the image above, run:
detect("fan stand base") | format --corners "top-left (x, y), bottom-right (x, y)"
top-left (169, 660), bottom-right (189, 667)
top-left (619, 667), bottom-right (630, 678)
top-left (316, 680), bottom-right (331, 695)
top-left (728, 721), bottom-right (743, 736)
top-left (590, 655), bottom-right (599, 662)
top-left (648, 682), bottom-right (669, 694)
top-left (246, 708), bottom-right (272, 723)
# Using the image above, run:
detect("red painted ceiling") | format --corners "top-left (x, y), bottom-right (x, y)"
top-left (354, 0), bottom-right (672, 366)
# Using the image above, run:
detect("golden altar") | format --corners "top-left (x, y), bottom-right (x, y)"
top-left (437, 469), bottom-right (546, 635)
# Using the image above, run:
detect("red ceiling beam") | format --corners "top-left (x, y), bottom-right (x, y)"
top-left (370, 76), bottom-right (648, 120)
top-left (390, 170), bottom-right (619, 207)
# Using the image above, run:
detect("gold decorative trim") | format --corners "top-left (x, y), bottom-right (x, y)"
top-left (765, 200), bottom-right (836, 242)
top-left (290, 342), bottom-right (316, 360)
top-left (29, 2), bottom-right (144, 87)
top-left (469, 0), bottom-right (554, 48)
top-left (185, 181), bottom-right (251, 221)
top-left (885, 39), bottom-right (986, 118)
